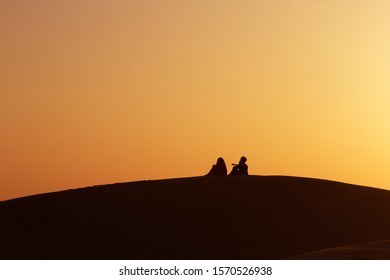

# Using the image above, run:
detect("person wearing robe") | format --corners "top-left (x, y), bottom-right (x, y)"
top-left (206, 157), bottom-right (227, 176)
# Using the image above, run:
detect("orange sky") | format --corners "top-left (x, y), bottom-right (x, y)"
top-left (1, 0), bottom-right (390, 200)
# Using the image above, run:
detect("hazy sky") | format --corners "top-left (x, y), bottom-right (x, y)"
top-left (1, 0), bottom-right (390, 200)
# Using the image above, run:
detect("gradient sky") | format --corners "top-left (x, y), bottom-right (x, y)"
top-left (1, 0), bottom-right (390, 200)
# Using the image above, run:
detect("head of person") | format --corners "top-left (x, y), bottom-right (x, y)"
top-left (216, 157), bottom-right (226, 167)
top-left (239, 156), bottom-right (247, 164)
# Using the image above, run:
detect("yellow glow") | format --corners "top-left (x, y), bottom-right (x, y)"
top-left (1, 0), bottom-right (390, 200)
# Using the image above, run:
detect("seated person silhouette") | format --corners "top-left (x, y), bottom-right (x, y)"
top-left (206, 157), bottom-right (227, 176)
top-left (229, 156), bottom-right (248, 175)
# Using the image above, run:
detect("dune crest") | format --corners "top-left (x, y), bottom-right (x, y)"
top-left (1, 175), bottom-right (390, 259)
top-left (290, 239), bottom-right (390, 259)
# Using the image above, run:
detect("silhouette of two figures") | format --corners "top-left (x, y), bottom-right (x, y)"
top-left (206, 156), bottom-right (248, 176)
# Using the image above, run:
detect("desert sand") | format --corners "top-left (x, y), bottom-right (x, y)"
top-left (1, 175), bottom-right (390, 259)
top-left (290, 239), bottom-right (390, 259)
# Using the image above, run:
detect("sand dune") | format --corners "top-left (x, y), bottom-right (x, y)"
top-left (291, 239), bottom-right (390, 260)
top-left (1, 175), bottom-right (390, 259)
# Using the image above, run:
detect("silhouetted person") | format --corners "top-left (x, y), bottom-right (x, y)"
top-left (206, 157), bottom-right (227, 176)
top-left (229, 156), bottom-right (248, 175)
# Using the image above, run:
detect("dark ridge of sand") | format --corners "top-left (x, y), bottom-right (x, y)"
top-left (290, 239), bottom-right (390, 260)
top-left (1, 175), bottom-right (390, 260)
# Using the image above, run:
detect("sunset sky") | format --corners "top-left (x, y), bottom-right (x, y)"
top-left (1, 0), bottom-right (390, 200)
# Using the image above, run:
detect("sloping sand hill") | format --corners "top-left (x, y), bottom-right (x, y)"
top-left (1, 175), bottom-right (390, 259)
top-left (290, 239), bottom-right (390, 259)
